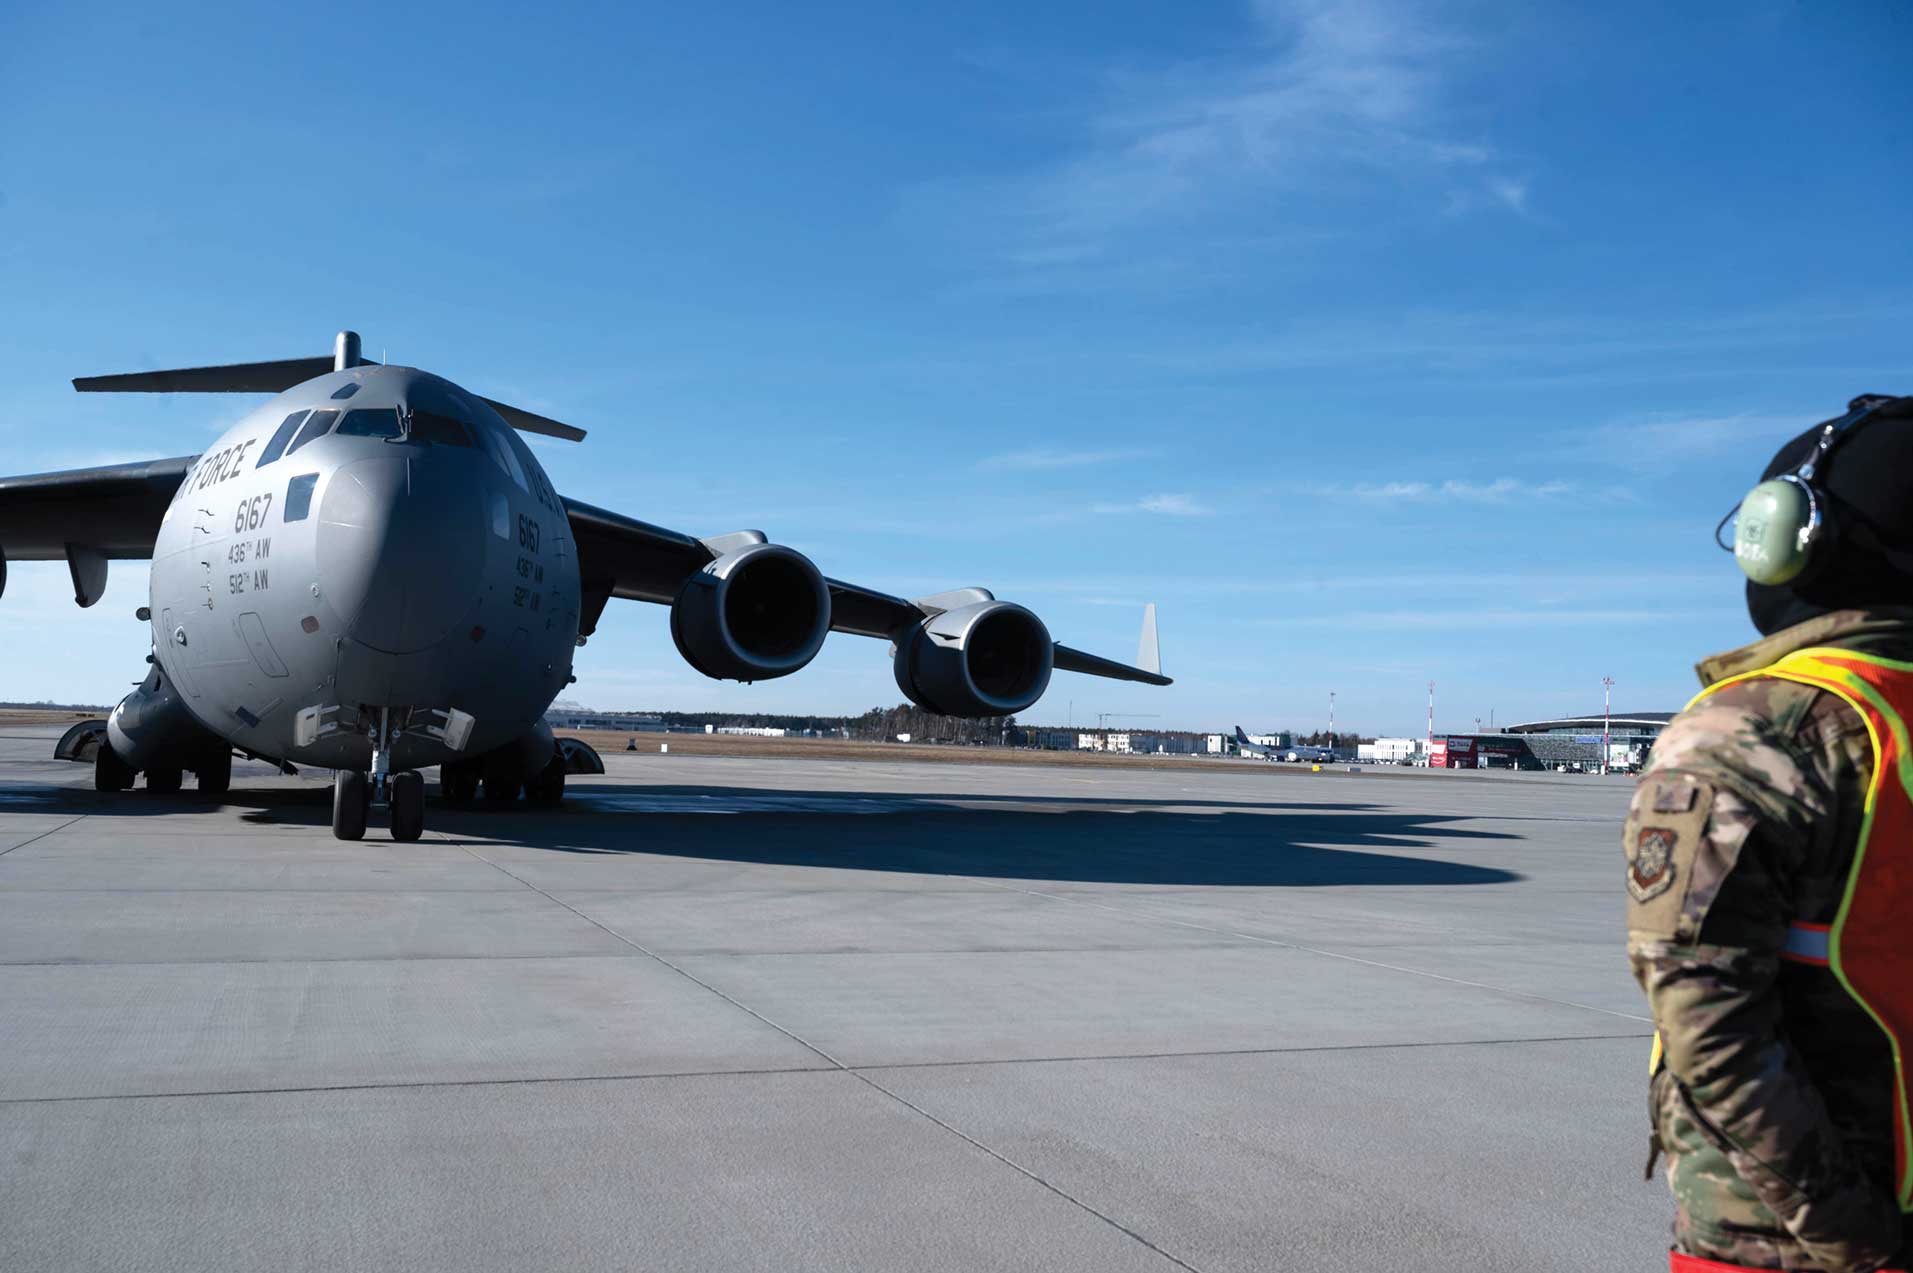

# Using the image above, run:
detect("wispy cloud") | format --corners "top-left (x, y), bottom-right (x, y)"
top-left (1091, 492), bottom-right (1213, 516)
top-left (978, 445), bottom-right (1163, 471)
top-left (1487, 176), bottom-right (1531, 214)
top-left (1328, 477), bottom-right (1573, 503)
top-left (1140, 299), bottom-right (1913, 384)
top-left (916, 0), bottom-right (1520, 285)
top-left (1565, 410), bottom-right (1812, 474)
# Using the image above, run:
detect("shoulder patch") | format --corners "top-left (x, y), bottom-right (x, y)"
top-left (1624, 773), bottom-right (1718, 940)
top-left (1628, 826), bottom-right (1679, 902)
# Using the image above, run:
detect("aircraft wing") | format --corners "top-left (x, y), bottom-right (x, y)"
top-left (0, 456), bottom-right (196, 561)
top-left (563, 496), bottom-right (1171, 687)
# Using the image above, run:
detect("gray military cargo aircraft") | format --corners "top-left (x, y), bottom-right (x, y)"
top-left (0, 332), bottom-right (1169, 841)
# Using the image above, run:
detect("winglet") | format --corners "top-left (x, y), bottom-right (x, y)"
top-left (1137, 603), bottom-right (1161, 676)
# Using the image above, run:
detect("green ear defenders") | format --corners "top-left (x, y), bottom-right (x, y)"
top-left (1723, 396), bottom-right (1896, 586)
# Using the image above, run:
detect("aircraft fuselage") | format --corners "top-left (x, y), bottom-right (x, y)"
top-left (143, 365), bottom-right (580, 771)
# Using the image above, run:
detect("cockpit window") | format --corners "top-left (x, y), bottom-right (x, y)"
top-left (255, 410), bottom-right (309, 468)
top-left (284, 473), bottom-right (320, 522)
top-left (285, 409), bottom-right (339, 456)
top-left (330, 382), bottom-right (360, 400)
top-left (404, 381), bottom-right (485, 453)
top-left (336, 408), bottom-right (402, 439)
top-left (468, 410), bottom-right (528, 491)
top-left (409, 409), bottom-right (473, 447)
top-left (500, 423), bottom-right (562, 513)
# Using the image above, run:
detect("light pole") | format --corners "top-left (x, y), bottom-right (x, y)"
top-left (1602, 676), bottom-right (1615, 775)
top-left (1426, 681), bottom-right (1435, 759)
top-left (1328, 691), bottom-right (1335, 749)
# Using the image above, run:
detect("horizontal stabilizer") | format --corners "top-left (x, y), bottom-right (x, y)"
top-left (481, 396), bottom-right (588, 443)
top-left (74, 357), bottom-right (336, 395)
top-left (71, 345), bottom-right (588, 443)
top-left (1053, 643), bottom-right (1172, 687)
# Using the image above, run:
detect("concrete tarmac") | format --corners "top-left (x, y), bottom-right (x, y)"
top-left (0, 729), bottom-right (1666, 1271)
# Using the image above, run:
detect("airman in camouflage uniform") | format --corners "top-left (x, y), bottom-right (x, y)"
top-left (1631, 609), bottom-right (1913, 1270)
top-left (1630, 394), bottom-right (1913, 1271)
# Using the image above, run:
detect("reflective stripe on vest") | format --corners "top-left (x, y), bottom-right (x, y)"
top-left (1693, 647), bottom-right (1913, 1211)
top-left (1781, 921), bottom-right (1832, 966)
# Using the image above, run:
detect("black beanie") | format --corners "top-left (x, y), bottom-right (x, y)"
top-left (1746, 394), bottom-right (1913, 636)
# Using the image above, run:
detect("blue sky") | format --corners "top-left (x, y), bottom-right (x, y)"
top-left (3, 0), bottom-right (1910, 735)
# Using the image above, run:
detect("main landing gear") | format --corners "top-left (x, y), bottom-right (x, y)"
top-left (330, 725), bottom-right (591, 840)
top-left (437, 745), bottom-right (570, 811)
top-left (331, 709), bottom-right (425, 843)
top-left (91, 736), bottom-right (233, 797)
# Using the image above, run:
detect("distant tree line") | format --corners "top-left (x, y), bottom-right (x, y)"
top-left (605, 708), bottom-right (1373, 748)
top-left (0, 700), bottom-right (110, 712)
top-left (1296, 729), bottom-right (1377, 747)
top-left (847, 705), bottom-right (1016, 744)
top-left (628, 706), bottom-right (1014, 742)
top-left (638, 710), bottom-right (860, 735)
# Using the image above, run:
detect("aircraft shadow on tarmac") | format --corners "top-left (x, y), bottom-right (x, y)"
top-left (1, 782), bottom-right (1523, 888)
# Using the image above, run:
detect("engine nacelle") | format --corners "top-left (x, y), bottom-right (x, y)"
top-left (893, 601), bottom-right (1053, 717)
top-left (671, 543), bottom-right (831, 681)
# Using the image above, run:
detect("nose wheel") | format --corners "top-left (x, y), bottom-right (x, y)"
top-left (333, 769), bottom-right (368, 841)
top-left (331, 768), bottom-right (426, 842)
top-left (328, 708), bottom-right (429, 843)
top-left (390, 771), bottom-right (424, 842)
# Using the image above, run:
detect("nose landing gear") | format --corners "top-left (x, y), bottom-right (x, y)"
top-left (333, 769), bottom-right (368, 841)
top-left (390, 771), bottom-right (424, 842)
top-left (330, 766), bottom-right (426, 842)
top-left (330, 709), bottom-right (427, 842)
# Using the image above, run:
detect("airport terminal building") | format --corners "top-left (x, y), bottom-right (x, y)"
top-left (1435, 712), bottom-right (1677, 770)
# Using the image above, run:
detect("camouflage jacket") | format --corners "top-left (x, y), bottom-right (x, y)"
top-left (1629, 608), bottom-right (1913, 1271)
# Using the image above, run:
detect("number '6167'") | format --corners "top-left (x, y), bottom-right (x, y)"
top-left (234, 494), bottom-right (273, 534)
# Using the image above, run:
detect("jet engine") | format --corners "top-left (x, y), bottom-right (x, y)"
top-left (671, 543), bottom-right (831, 682)
top-left (893, 601), bottom-right (1053, 718)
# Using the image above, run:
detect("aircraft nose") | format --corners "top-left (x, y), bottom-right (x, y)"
top-left (316, 455), bottom-right (484, 654)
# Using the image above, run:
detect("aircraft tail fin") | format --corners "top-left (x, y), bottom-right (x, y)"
top-left (1137, 603), bottom-right (1161, 677)
top-left (1235, 726), bottom-right (1251, 744)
